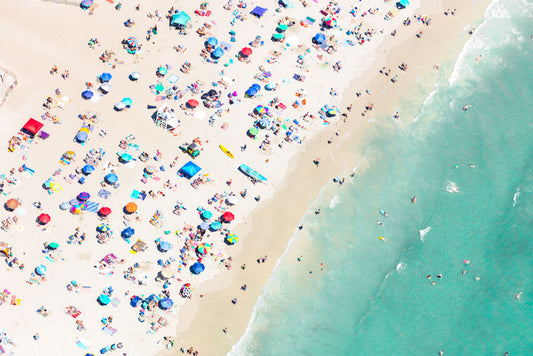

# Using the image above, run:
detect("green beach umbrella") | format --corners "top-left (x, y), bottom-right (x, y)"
top-left (278, 24), bottom-right (289, 31)
top-left (48, 242), bottom-right (59, 250)
top-left (272, 33), bottom-right (285, 40)
top-left (158, 67), bottom-right (168, 75)
top-left (248, 127), bottom-right (259, 136)
top-left (155, 83), bottom-right (165, 93)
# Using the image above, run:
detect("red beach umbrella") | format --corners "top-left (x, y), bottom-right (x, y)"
top-left (99, 207), bottom-right (112, 216)
top-left (241, 47), bottom-right (253, 57)
top-left (222, 211), bottom-right (235, 223)
top-left (38, 213), bottom-right (51, 225)
top-left (186, 99), bottom-right (199, 108)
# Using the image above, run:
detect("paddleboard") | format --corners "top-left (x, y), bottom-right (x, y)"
top-left (239, 164), bottom-right (267, 182)
top-left (219, 145), bottom-right (235, 159)
top-left (380, 210), bottom-right (388, 217)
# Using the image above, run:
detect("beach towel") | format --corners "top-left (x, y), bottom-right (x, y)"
top-left (98, 189), bottom-right (111, 199)
top-left (130, 190), bottom-right (140, 199)
top-left (168, 74), bottom-right (179, 83)
top-left (82, 201), bottom-right (100, 212)
top-left (102, 326), bottom-right (118, 335)
top-left (110, 297), bottom-right (120, 307)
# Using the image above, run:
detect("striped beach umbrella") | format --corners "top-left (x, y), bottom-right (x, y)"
top-left (78, 192), bottom-right (90, 201)
top-left (225, 234), bottom-right (238, 245)
top-left (126, 37), bottom-right (139, 48)
top-left (97, 223), bottom-right (111, 232)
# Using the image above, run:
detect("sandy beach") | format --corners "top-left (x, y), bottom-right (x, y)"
top-left (0, 0), bottom-right (490, 355)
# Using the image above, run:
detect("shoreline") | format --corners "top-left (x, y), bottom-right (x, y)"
top-left (164, 0), bottom-right (492, 354)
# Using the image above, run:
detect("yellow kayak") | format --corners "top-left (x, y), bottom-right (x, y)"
top-left (219, 145), bottom-right (235, 159)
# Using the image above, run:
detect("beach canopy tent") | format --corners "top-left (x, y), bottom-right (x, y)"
top-left (179, 161), bottom-right (202, 179)
top-left (35, 264), bottom-right (47, 276)
top-left (171, 11), bottom-right (191, 27)
top-left (100, 72), bottom-right (112, 82)
top-left (396, 0), bottom-right (409, 8)
top-left (22, 118), bottom-right (44, 136)
top-left (313, 33), bottom-right (326, 44)
top-left (104, 173), bottom-right (118, 184)
top-left (250, 6), bottom-right (267, 18)
top-left (190, 262), bottom-right (205, 275)
top-left (222, 211), bottom-right (235, 223)
top-left (159, 298), bottom-right (174, 310)
top-left (121, 227), bottom-right (135, 238)
top-left (245, 84), bottom-right (261, 97)
top-left (211, 47), bottom-right (225, 59)
top-left (37, 213), bottom-right (51, 225)
top-left (80, 0), bottom-right (93, 9)
top-left (82, 90), bottom-right (94, 99)
top-left (82, 165), bottom-right (95, 175)
top-left (206, 37), bottom-right (218, 47)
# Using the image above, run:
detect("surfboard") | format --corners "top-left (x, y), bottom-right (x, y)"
top-left (239, 164), bottom-right (267, 182)
top-left (219, 145), bottom-right (235, 159)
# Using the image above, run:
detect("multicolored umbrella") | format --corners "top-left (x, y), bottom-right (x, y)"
top-left (225, 234), bottom-right (238, 245)
top-left (324, 17), bottom-right (337, 28)
top-left (71, 205), bottom-right (82, 215)
top-left (78, 192), bottom-right (90, 201)
top-left (81, 0), bottom-right (94, 7)
top-left (125, 37), bottom-right (140, 48)
top-left (258, 118), bottom-right (271, 128)
top-left (196, 243), bottom-right (212, 255)
top-left (97, 223), bottom-right (111, 232)
top-left (254, 105), bottom-right (269, 114)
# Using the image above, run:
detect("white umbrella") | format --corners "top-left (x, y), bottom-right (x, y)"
top-left (226, 196), bottom-right (238, 206)
top-left (100, 83), bottom-right (111, 94)
top-left (130, 71), bottom-right (141, 81)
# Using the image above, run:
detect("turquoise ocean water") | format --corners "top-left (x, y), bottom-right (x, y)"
top-left (230, 0), bottom-right (533, 355)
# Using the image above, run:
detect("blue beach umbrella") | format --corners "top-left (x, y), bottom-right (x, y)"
top-left (206, 37), bottom-right (218, 47)
top-left (82, 90), bottom-right (94, 99)
top-left (121, 227), bottom-right (135, 238)
top-left (258, 117), bottom-right (271, 128)
top-left (199, 222), bottom-right (209, 231)
top-left (82, 165), bottom-right (95, 175)
top-left (78, 192), bottom-right (90, 201)
top-left (313, 33), bottom-right (326, 44)
top-left (104, 173), bottom-right (118, 184)
top-left (35, 264), bottom-right (47, 276)
top-left (98, 294), bottom-right (111, 305)
top-left (100, 73), bottom-right (112, 82)
top-left (201, 210), bottom-right (213, 220)
top-left (81, 0), bottom-right (93, 8)
top-left (120, 153), bottom-right (132, 162)
top-left (211, 47), bottom-right (224, 59)
top-left (190, 262), bottom-right (205, 275)
top-left (210, 221), bottom-right (222, 231)
top-left (122, 97), bottom-right (133, 107)
top-left (159, 298), bottom-right (174, 310)
top-left (158, 241), bottom-right (171, 252)
top-left (76, 131), bottom-right (88, 142)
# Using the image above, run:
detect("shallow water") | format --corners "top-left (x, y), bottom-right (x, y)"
top-left (230, 0), bottom-right (533, 354)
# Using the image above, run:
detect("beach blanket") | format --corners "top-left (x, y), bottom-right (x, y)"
top-left (168, 74), bottom-right (179, 83)
top-left (110, 297), bottom-right (120, 307)
top-left (82, 201), bottom-right (100, 212)
top-left (102, 326), bottom-right (117, 335)
top-left (98, 189), bottom-right (111, 199)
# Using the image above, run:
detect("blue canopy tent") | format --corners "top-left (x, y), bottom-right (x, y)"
top-left (104, 173), bottom-right (118, 184)
top-left (100, 72), bottom-right (112, 82)
top-left (313, 33), bottom-right (326, 44)
top-left (206, 37), bottom-right (218, 47)
top-left (171, 11), bottom-right (191, 28)
top-left (179, 161), bottom-right (202, 179)
top-left (76, 131), bottom-right (88, 143)
top-left (250, 6), bottom-right (267, 18)
top-left (82, 164), bottom-right (95, 175)
top-left (190, 262), bottom-right (205, 275)
top-left (245, 84), bottom-right (261, 97)
top-left (211, 47), bottom-right (224, 59)
top-left (82, 90), bottom-right (94, 99)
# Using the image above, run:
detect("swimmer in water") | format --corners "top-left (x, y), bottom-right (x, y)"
top-left (463, 105), bottom-right (471, 111)
top-left (377, 220), bottom-right (383, 226)
top-left (476, 55), bottom-right (482, 62)
top-left (469, 163), bottom-right (475, 167)
top-left (378, 236), bottom-right (385, 241)
top-left (454, 187), bottom-right (459, 192)
top-left (411, 196), bottom-right (416, 203)
top-left (516, 292), bottom-right (523, 299)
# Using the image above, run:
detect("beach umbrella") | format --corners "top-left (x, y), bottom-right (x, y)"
top-left (155, 83), bottom-right (165, 93)
top-left (35, 264), bottom-right (47, 276)
top-left (130, 71), bottom-right (141, 81)
top-left (126, 36), bottom-right (139, 48)
top-left (272, 33), bottom-right (285, 41)
top-left (225, 234), bottom-right (238, 245)
top-left (254, 105), bottom-right (268, 114)
top-left (201, 210), bottom-right (212, 220)
top-left (104, 173), bottom-right (118, 184)
top-left (265, 83), bottom-right (275, 91)
top-left (161, 267), bottom-right (174, 279)
top-left (120, 153), bottom-right (132, 162)
top-left (82, 165), bottom-right (95, 175)
top-left (158, 241), bottom-right (171, 252)
top-left (240, 47), bottom-right (253, 57)
top-left (124, 202), bottom-right (137, 214)
top-left (98, 207), bottom-right (112, 217)
top-left (258, 117), bottom-right (271, 128)
top-left (180, 285), bottom-right (191, 298)
top-left (196, 243), bottom-right (211, 255)
top-left (76, 131), bottom-right (88, 142)
top-left (79, 127), bottom-right (90, 134)
top-left (145, 165), bottom-right (156, 174)
top-left (222, 211), bottom-right (235, 223)
top-left (82, 90), bottom-right (94, 99)
top-left (100, 72), bottom-right (112, 82)
top-left (81, 0), bottom-right (93, 7)
top-left (199, 222), bottom-right (209, 231)
top-left (100, 83), bottom-right (111, 94)
top-left (210, 221), bottom-right (222, 231)
top-left (248, 127), bottom-right (259, 136)
top-left (69, 199), bottom-right (79, 206)
top-left (97, 223), bottom-right (111, 232)
top-left (278, 23), bottom-right (289, 31)
top-left (327, 108), bottom-right (338, 117)
top-left (121, 227), bottom-right (135, 238)
top-left (98, 294), bottom-right (111, 305)
top-left (226, 196), bottom-right (238, 206)
top-left (78, 192), bottom-right (90, 201)
top-left (38, 213), bottom-right (51, 225)
top-left (313, 33), bottom-right (326, 44)
top-left (211, 47), bottom-right (224, 59)
top-left (64, 151), bottom-right (76, 159)
top-left (70, 205), bottom-right (82, 215)
top-left (190, 262), bottom-right (205, 275)
top-left (157, 67), bottom-right (168, 76)
top-left (59, 201), bottom-right (71, 210)
top-left (122, 97), bottom-right (133, 107)
top-left (48, 242), bottom-right (59, 250)
top-left (186, 99), bottom-right (199, 108)
top-left (159, 298), bottom-right (174, 310)
top-left (206, 37), bottom-right (218, 47)
top-left (324, 17), bottom-right (337, 28)
top-left (5, 198), bottom-right (18, 211)
top-left (130, 296), bottom-right (142, 307)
